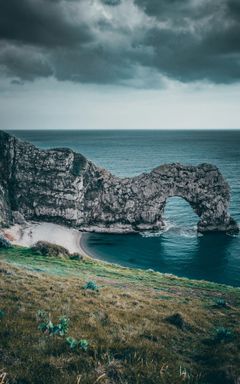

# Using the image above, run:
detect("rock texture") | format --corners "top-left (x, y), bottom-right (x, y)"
top-left (0, 130), bottom-right (238, 234)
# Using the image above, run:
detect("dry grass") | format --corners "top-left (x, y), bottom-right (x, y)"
top-left (0, 247), bottom-right (240, 384)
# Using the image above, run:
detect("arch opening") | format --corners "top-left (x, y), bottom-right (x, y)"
top-left (163, 196), bottom-right (199, 231)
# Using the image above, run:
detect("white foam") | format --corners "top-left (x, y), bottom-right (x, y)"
top-left (141, 221), bottom-right (198, 238)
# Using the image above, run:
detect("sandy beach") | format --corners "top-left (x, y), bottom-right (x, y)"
top-left (1, 221), bottom-right (90, 257)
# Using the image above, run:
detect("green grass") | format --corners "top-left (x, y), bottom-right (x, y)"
top-left (0, 246), bottom-right (240, 384)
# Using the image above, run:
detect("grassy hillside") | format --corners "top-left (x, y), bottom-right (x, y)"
top-left (0, 247), bottom-right (240, 384)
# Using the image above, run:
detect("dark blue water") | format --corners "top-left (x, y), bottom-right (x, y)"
top-left (10, 130), bottom-right (240, 286)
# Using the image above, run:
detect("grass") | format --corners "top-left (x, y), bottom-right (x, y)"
top-left (0, 246), bottom-right (240, 384)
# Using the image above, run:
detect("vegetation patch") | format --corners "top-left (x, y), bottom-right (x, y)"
top-left (31, 241), bottom-right (71, 258)
top-left (37, 310), bottom-right (69, 336)
top-left (0, 246), bottom-right (239, 384)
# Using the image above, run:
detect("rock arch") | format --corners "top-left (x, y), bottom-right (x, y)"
top-left (102, 162), bottom-right (238, 234)
top-left (0, 131), bottom-right (238, 234)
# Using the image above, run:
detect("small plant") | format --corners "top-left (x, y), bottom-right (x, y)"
top-left (37, 310), bottom-right (69, 336)
top-left (213, 327), bottom-right (234, 343)
top-left (66, 337), bottom-right (89, 351)
top-left (214, 298), bottom-right (228, 308)
top-left (83, 280), bottom-right (99, 291)
top-left (38, 319), bottom-right (54, 334)
top-left (57, 316), bottom-right (69, 336)
top-left (79, 339), bottom-right (89, 351)
top-left (66, 336), bottom-right (79, 349)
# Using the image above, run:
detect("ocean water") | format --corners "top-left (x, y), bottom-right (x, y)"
top-left (10, 129), bottom-right (240, 286)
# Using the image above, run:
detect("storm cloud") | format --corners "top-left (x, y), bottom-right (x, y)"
top-left (0, 0), bottom-right (240, 86)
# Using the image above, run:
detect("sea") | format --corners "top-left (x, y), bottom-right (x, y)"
top-left (9, 129), bottom-right (240, 286)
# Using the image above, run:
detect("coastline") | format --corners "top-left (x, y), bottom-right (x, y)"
top-left (79, 231), bottom-right (127, 269)
top-left (2, 220), bottom-right (240, 287)
top-left (79, 231), bottom-right (92, 259)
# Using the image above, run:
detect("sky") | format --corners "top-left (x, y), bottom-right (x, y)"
top-left (0, 0), bottom-right (240, 130)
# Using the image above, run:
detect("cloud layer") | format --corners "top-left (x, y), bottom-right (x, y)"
top-left (0, 0), bottom-right (240, 86)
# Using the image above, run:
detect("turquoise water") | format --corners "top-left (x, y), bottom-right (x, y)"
top-left (10, 130), bottom-right (240, 286)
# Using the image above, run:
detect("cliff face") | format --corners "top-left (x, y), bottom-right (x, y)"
top-left (0, 130), bottom-right (238, 233)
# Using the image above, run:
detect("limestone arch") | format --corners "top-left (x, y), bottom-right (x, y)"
top-left (130, 163), bottom-right (238, 233)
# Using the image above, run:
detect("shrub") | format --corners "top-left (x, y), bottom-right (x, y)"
top-left (69, 253), bottom-right (83, 261)
top-left (31, 241), bottom-right (70, 258)
top-left (83, 280), bottom-right (99, 291)
top-left (165, 313), bottom-right (188, 330)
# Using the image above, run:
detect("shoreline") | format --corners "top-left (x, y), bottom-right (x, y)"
top-left (2, 221), bottom-right (240, 288)
top-left (79, 231), bottom-right (91, 258)
top-left (1, 222), bottom-right (91, 257)
top-left (79, 232), bottom-right (127, 269)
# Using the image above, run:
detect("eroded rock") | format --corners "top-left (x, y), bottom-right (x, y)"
top-left (0, 130), bottom-right (238, 234)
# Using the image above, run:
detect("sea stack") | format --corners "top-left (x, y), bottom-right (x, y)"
top-left (0, 130), bottom-right (238, 234)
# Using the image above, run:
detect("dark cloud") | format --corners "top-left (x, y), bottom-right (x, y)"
top-left (0, 0), bottom-right (91, 47)
top-left (11, 79), bottom-right (24, 85)
top-left (227, 0), bottom-right (240, 21)
top-left (134, 0), bottom-right (240, 83)
top-left (50, 47), bottom-right (134, 84)
top-left (0, 43), bottom-right (53, 80)
top-left (102, 0), bottom-right (121, 5)
top-left (0, 0), bottom-right (239, 86)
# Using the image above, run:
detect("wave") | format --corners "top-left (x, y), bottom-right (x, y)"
top-left (141, 221), bottom-right (199, 239)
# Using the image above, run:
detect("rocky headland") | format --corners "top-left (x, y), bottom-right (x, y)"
top-left (0, 130), bottom-right (238, 234)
